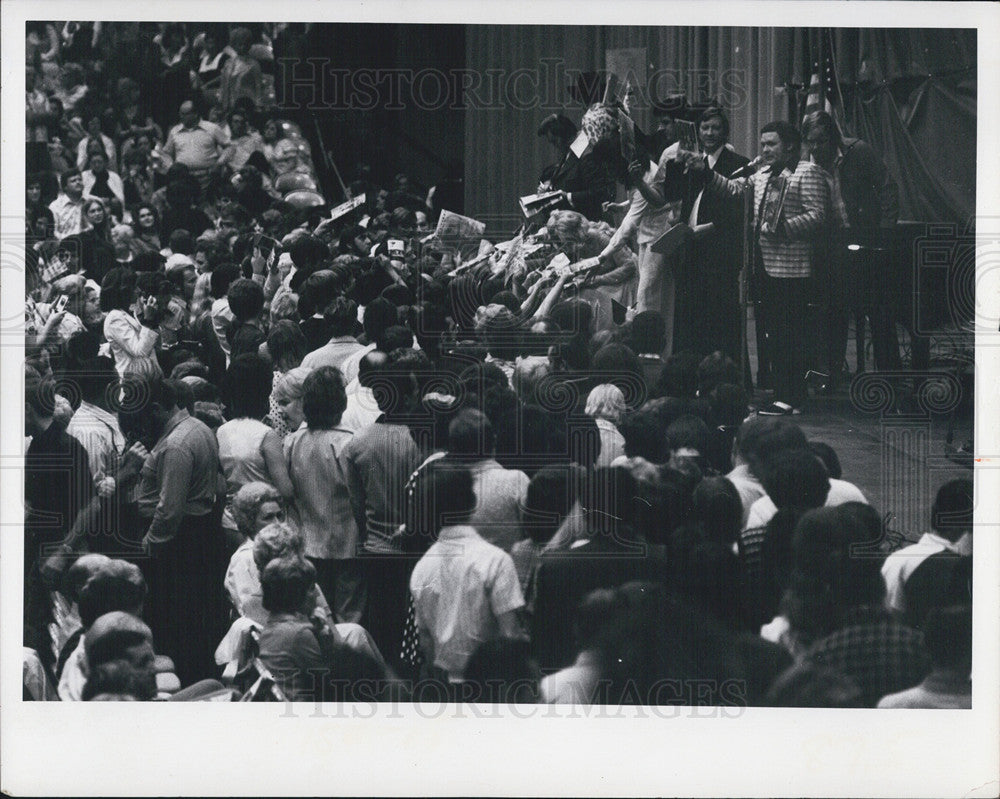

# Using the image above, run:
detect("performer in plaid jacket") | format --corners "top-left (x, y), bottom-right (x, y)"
top-left (686, 120), bottom-right (830, 414)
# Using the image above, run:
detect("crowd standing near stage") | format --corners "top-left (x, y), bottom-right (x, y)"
top-left (22, 22), bottom-right (972, 707)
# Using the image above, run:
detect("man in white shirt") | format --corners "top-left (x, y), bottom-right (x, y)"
top-left (49, 170), bottom-right (88, 240)
top-left (161, 101), bottom-right (230, 190)
top-left (65, 357), bottom-right (125, 499)
top-left (726, 415), bottom-right (808, 527)
top-left (409, 462), bottom-right (525, 682)
top-left (881, 478), bottom-right (973, 615)
top-left (339, 351), bottom-right (384, 434)
top-left (744, 473), bottom-right (867, 531)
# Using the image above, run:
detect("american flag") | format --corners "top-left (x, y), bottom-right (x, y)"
top-left (802, 30), bottom-right (846, 131)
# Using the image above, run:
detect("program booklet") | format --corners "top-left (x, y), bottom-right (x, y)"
top-left (651, 221), bottom-right (692, 256)
top-left (676, 119), bottom-right (698, 153)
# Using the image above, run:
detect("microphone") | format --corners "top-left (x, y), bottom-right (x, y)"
top-left (730, 157), bottom-right (763, 179)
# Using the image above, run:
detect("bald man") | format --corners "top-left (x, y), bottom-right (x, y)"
top-left (161, 101), bottom-right (230, 189)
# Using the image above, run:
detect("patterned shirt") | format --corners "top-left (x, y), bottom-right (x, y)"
top-left (804, 606), bottom-right (931, 707)
top-left (48, 194), bottom-right (88, 240)
top-left (707, 159), bottom-right (829, 278)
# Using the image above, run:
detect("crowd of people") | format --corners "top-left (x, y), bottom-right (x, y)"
top-left (22, 22), bottom-right (972, 707)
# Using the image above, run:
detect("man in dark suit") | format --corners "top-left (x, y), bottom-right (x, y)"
top-left (662, 106), bottom-right (751, 361)
top-left (537, 113), bottom-right (617, 223)
top-left (803, 111), bottom-right (900, 386)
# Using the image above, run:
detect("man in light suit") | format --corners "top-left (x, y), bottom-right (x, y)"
top-left (686, 120), bottom-right (830, 414)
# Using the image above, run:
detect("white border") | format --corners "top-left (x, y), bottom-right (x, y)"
top-left (2, 2), bottom-right (998, 796)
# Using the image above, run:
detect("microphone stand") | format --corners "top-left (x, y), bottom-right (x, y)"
top-left (739, 174), bottom-right (754, 390)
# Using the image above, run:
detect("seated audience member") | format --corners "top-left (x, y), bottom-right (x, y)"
top-left (765, 661), bottom-right (864, 708)
top-left (83, 659), bottom-right (155, 701)
top-left (877, 605), bottom-right (971, 709)
top-left (704, 382), bottom-right (748, 474)
top-left (782, 505), bottom-right (932, 705)
top-left (618, 407), bottom-right (668, 464)
top-left (409, 460), bottom-right (526, 683)
top-left (52, 553), bottom-right (112, 678)
top-left (725, 416), bottom-right (808, 526)
top-left (81, 612), bottom-right (158, 701)
top-left (731, 633), bottom-right (794, 706)
top-left (257, 556), bottom-right (339, 702)
top-left (511, 355), bottom-right (551, 407)
top-left (585, 384), bottom-right (627, 467)
top-left (696, 351), bottom-right (741, 398)
top-left (654, 351), bottom-right (700, 400)
top-left (532, 467), bottom-right (669, 671)
top-left (881, 478), bottom-right (973, 625)
top-left (540, 588), bottom-right (617, 704)
top-left (221, 514), bottom-right (384, 670)
top-left (691, 476), bottom-right (742, 550)
top-left (665, 413), bottom-right (713, 475)
top-left (224, 482), bottom-right (288, 619)
top-left (668, 519), bottom-right (742, 631)
top-left (461, 638), bottom-right (541, 705)
top-left (743, 448), bottom-right (831, 630)
top-left (59, 559), bottom-right (148, 701)
top-left (599, 581), bottom-right (745, 706)
top-left (447, 408), bottom-right (530, 552)
top-left (744, 441), bottom-right (866, 530)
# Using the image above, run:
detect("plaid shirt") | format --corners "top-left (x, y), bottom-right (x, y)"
top-left (804, 606), bottom-right (931, 707)
top-left (707, 159), bottom-right (829, 278)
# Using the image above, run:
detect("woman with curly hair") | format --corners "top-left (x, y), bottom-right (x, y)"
top-left (545, 208), bottom-right (637, 331)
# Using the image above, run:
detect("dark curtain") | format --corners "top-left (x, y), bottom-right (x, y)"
top-left (787, 28), bottom-right (976, 224)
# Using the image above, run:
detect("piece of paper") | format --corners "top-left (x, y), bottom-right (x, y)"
top-left (329, 192), bottom-right (366, 220)
top-left (519, 189), bottom-right (565, 218)
top-left (433, 209), bottom-right (486, 246)
top-left (569, 129), bottom-right (590, 158)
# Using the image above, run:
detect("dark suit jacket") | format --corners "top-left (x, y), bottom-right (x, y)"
top-left (659, 146), bottom-right (749, 220)
top-left (681, 147), bottom-right (751, 225)
top-left (660, 147), bottom-right (751, 291)
top-left (544, 142), bottom-right (618, 222)
top-left (835, 137), bottom-right (899, 244)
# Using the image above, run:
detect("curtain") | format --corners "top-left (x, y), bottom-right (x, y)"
top-left (797, 28), bottom-right (976, 223)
